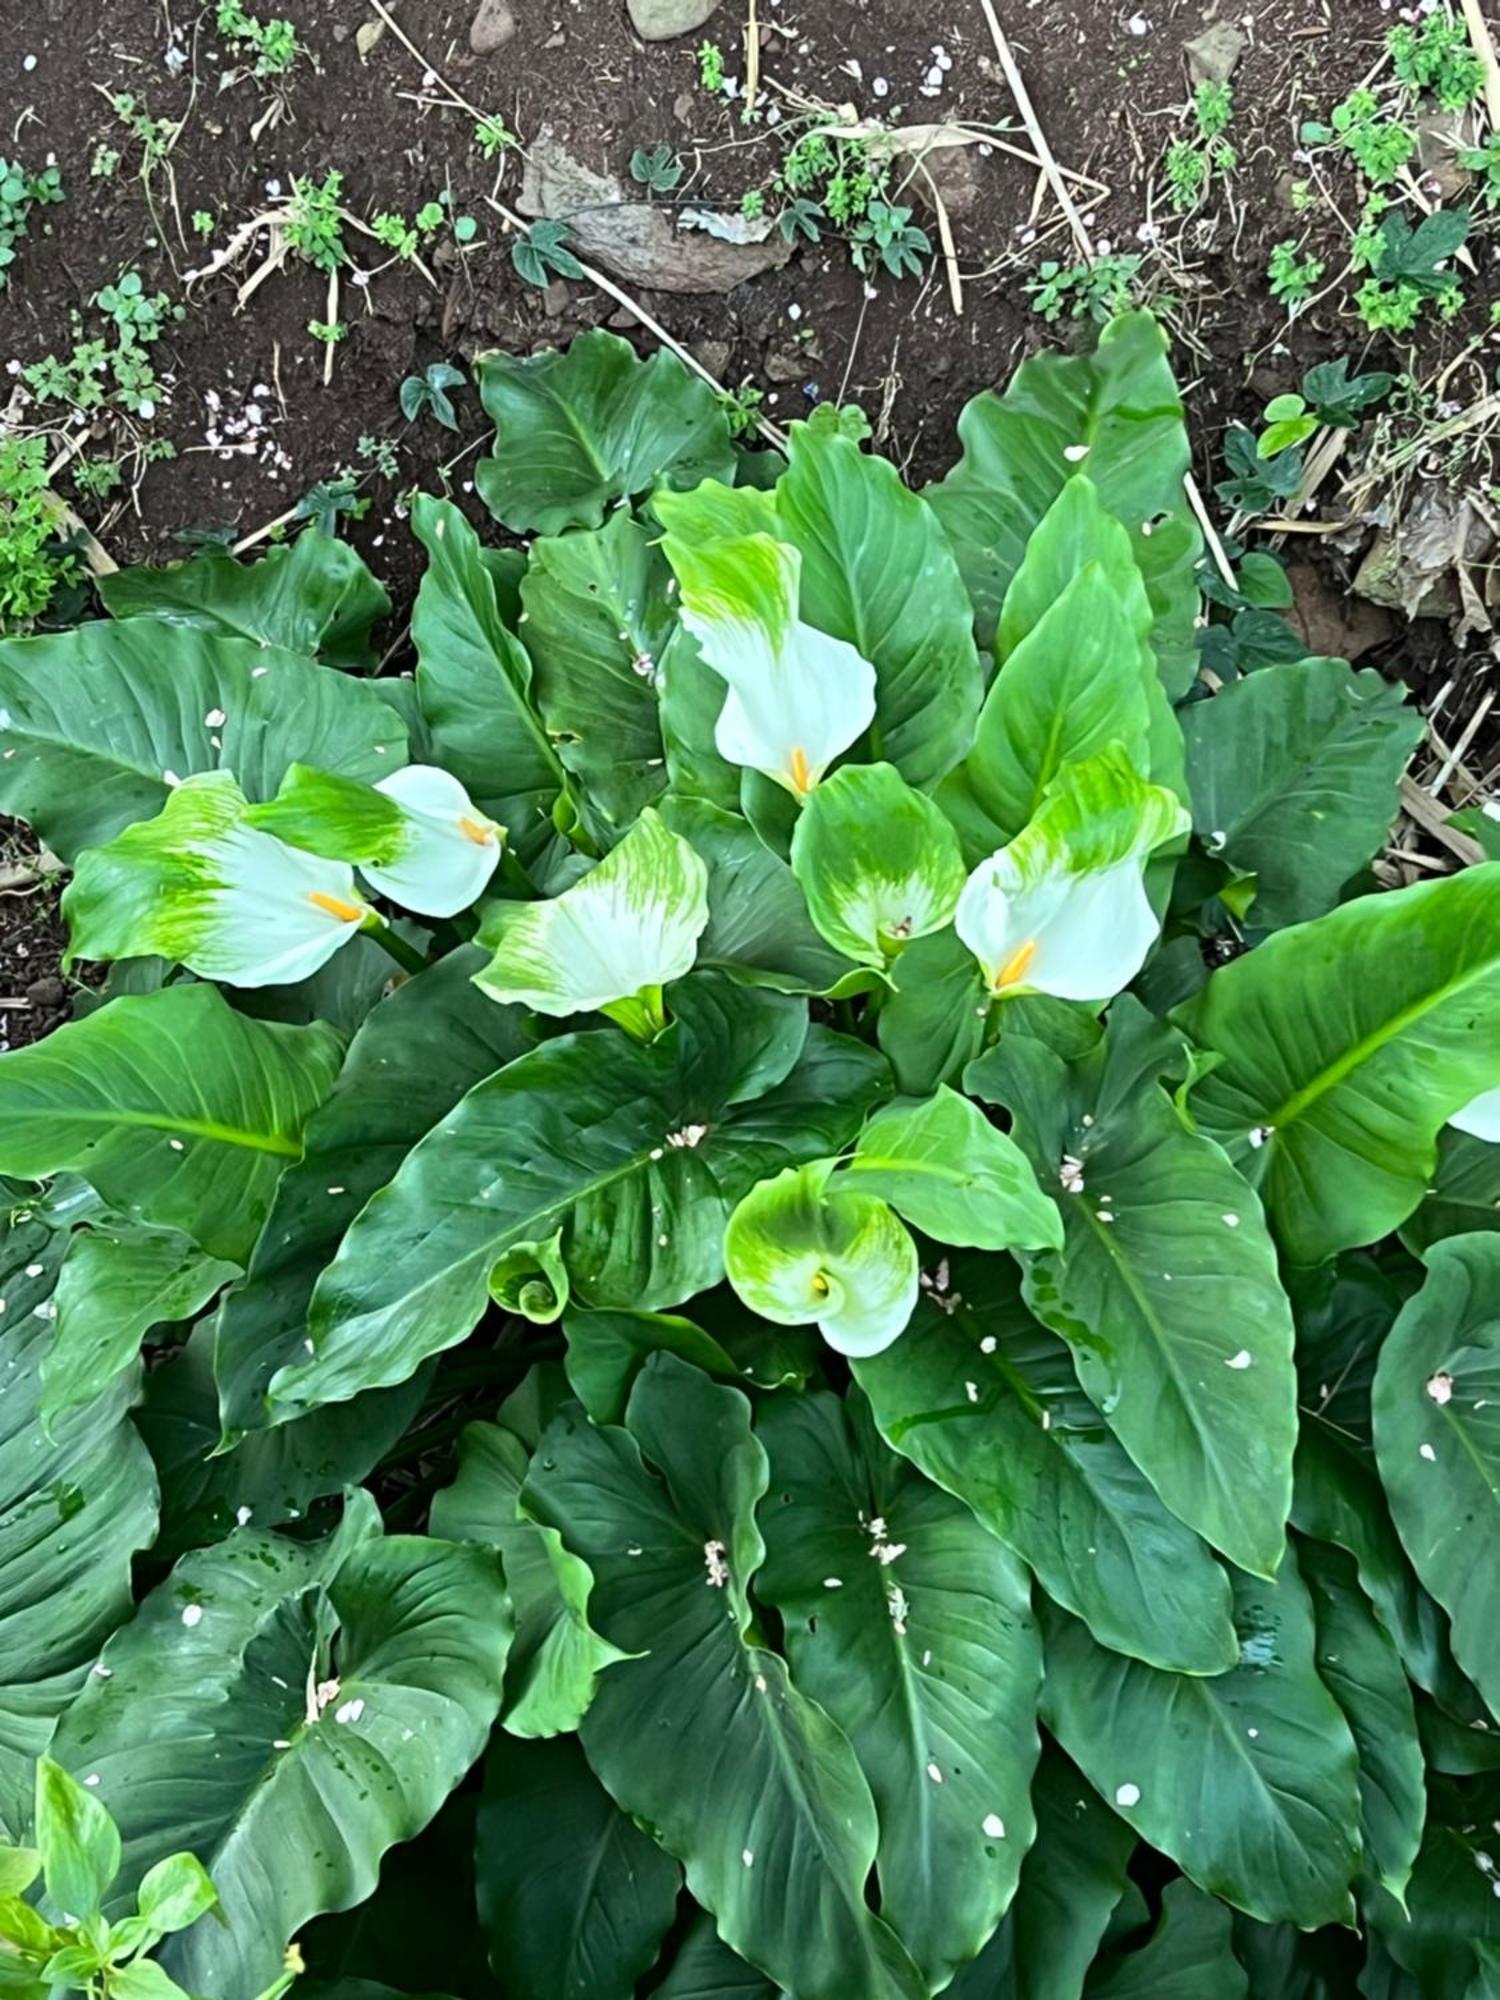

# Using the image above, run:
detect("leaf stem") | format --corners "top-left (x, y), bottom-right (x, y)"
top-left (364, 916), bottom-right (429, 976)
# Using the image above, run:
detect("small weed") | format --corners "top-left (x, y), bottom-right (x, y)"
top-left (740, 187), bottom-right (767, 222)
top-left (1162, 82), bottom-right (1235, 212)
top-left (474, 113), bottom-right (519, 160)
top-left (192, 209), bottom-right (215, 237)
top-left (779, 196), bottom-right (825, 244)
top-left (1216, 423), bottom-right (1304, 514)
top-left (849, 199), bottom-right (930, 280)
top-left (1301, 356), bottom-right (1394, 427)
top-left (630, 143), bottom-right (684, 194)
top-left (285, 171), bottom-right (346, 271)
top-left (1193, 80), bottom-right (1233, 140)
top-left (23, 271), bottom-right (181, 423)
top-left (215, 0), bottom-right (301, 76)
top-left (1353, 204), bottom-right (1468, 335)
top-left (1267, 238), bottom-right (1326, 312)
top-left (719, 382), bottom-right (765, 439)
top-left (71, 455), bottom-right (125, 499)
top-left (296, 475), bottom-right (363, 533)
top-left (1026, 253), bottom-right (1142, 324)
top-left (399, 361), bottom-right (466, 430)
top-left (697, 41), bottom-right (726, 92)
top-left (0, 158), bottom-right (63, 291)
top-left (511, 218), bottom-right (585, 288)
top-left (1388, 8), bottom-right (1483, 112)
top-left (453, 213), bottom-right (479, 245)
top-left (1459, 132), bottom-right (1500, 209)
top-left (357, 433), bottom-right (401, 479)
top-left (90, 143), bottom-right (121, 179)
top-left (307, 317), bottom-right (348, 345)
top-left (0, 436), bottom-right (80, 636)
top-left (1330, 89), bottom-right (1415, 187)
top-left (109, 92), bottom-right (177, 168)
top-left (372, 211), bottom-right (420, 260)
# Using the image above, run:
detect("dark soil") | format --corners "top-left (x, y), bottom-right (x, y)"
top-left (1, 0), bottom-right (1495, 1040)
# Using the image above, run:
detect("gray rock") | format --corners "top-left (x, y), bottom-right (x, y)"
top-left (765, 347), bottom-right (805, 384)
top-left (691, 338), bottom-right (732, 379)
top-left (518, 131), bottom-right (794, 294)
top-left (627, 0), bottom-right (721, 41)
top-left (469, 0), bottom-right (516, 52)
top-left (1183, 20), bottom-right (1245, 84)
top-left (901, 143), bottom-right (982, 219)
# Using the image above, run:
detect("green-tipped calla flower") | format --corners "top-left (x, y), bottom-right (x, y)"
top-left (724, 1163), bottom-right (919, 1358)
top-left (1451, 1088), bottom-right (1500, 1141)
top-left (63, 771), bottom-right (373, 988)
top-left (662, 528), bottom-right (876, 798)
top-left (955, 746), bottom-right (1190, 1003)
top-left (488, 1231), bottom-right (570, 1322)
top-left (789, 761), bottom-right (967, 965)
top-left (248, 762), bottom-right (504, 919)
top-left (474, 808), bottom-right (709, 1034)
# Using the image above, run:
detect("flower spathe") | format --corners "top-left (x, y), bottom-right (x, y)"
top-left (956, 747), bottom-right (1190, 1003)
top-left (663, 528), bottom-right (876, 797)
top-left (361, 765), bottom-right (504, 917)
top-left (63, 771), bottom-right (374, 988)
top-left (473, 808), bottom-right (709, 1028)
top-left (1451, 1087), bottom-right (1500, 1143)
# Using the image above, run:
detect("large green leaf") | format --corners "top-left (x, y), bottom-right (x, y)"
top-left (43, 1222), bottom-right (238, 1423)
top-left (1367, 1779), bottom-right (1500, 1993)
top-left (431, 1418), bottom-right (628, 1738)
top-left (524, 1355), bottom-right (927, 1999)
top-left (97, 531), bottom-right (391, 669)
top-left (659, 798), bottom-right (861, 995)
top-left (927, 312), bottom-right (1200, 692)
top-left (771, 422), bottom-right (983, 788)
top-left (854, 1252), bottom-right (1237, 1673)
top-left (475, 331), bottom-right (735, 534)
top-left (1040, 1546), bottom-right (1363, 1928)
top-left (519, 511), bottom-right (670, 845)
top-left (1181, 660), bottom-right (1423, 929)
top-left (953, 1743), bottom-right (1135, 2000)
top-left (1298, 1536), bottom-right (1425, 1904)
top-left (0, 621), bottom-right (406, 861)
top-left (876, 924), bottom-right (991, 1096)
top-left (1401, 1129), bottom-right (1500, 1255)
top-left (291, 980), bottom-right (886, 1418)
top-left (1373, 1235), bottom-right (1500, 1721)
top-left (0, 986), bottom-right (342, 1264)
top-left (1181, 866), bottom-right (1500, 1264)
top-left (50, 1518), bottom-right (508, 2000)
top-left (1083, 1879), bottom-right (1246, 1998)
top-left (474, 1734), bottom-right (679, 2000)
top-left (756, 1389), bottom-right (1041, 1988)
top-left (409, 494), bottom-right (569, 867)
top-left (971, 1000), bottom-right (1296, 1576)
top-left (214, 948), bottom-right (527, 1433)
top-left (0, 1216), bottom-right (158, 1837)
top-left (655, 1914), bottom-right (778, 1998)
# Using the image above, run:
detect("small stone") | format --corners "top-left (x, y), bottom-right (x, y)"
top-left (1184, 20), bottom-right (1246, 85)
top-left (765, 346), bottom-right (805, 384)
top-left (627, 0), bottom-right (721, 40)
top-left (469, 0), bottom-right (515, 53)
top-left (691, 337), bottom-right (732, 379)
top-left (609, 306), bottom-right (641, 330)
top-left (25, 975), bottom-right (63, 1009)
top-left (542, 277), bottom-right (571, 317)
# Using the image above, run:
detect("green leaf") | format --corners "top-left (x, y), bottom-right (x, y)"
top-left (108, 1963), bottom-right (195, 2000)
top-left (1298, 1536), bottom-right (1425, 1904)
top-left (214, 946), bottom-right (527, 1433)
top-left (756, 1389), bottom-right (1041, 1988)
top-left (0, 986), bottom-right (341, 1265)
top-left (971, 999), bottom-right (1296, 1576)
top-left (474, 1734), bottom-right (680, 1999)
top-left (35, 1757), bottom-right (120, 1919)
top-left (954, 1742), bottom-right (1135, 2000)
top-left (0, 1219), bottom-right (157, 1839)
top-left (1401, 1128), bottom-right (1500, 1255)
top-left (927, 312), bottom-right (1201, 693)
top-left (523, 1355), bottom-right (927, 1999)
top-left (292, 981), bottom-right (887, 1416)
top-left (0, 621), bottom-right (406, 863)
top-left (876, 924), bottom-right (990, 1097)
top-left (519, 511), bottom-right (671, 846)
top-left (50, 1525), bottom-right (508, 2000)
top-left (98, 532), bottom-right (391, 669)
top-left (430, 1419), bottom-right (628, 1738)
top-left (1181, 660), bottom-right (1423, 928)
top-left (789, 762), bottom-right (967, 966)
top-left (842, 1084), bottom-right (1063, 1252)
top-left (0, 1848), bottom-right (39, 1896)
top-left (562, 1306), bottom-right (740, 1424)
top-left (475, 330), bottom-right (735, 534)
top-left (941, 564), bottom-right (1154, 856)
top-left (1373, 1235), bottom-right (1500, 1721)
top-left (1083, 1879), bottom-right (1246, 1998)
top-left (42, 1224), bottom-right (238, 1425)
top-left (1180, 865), bottom-right (1500, 1264)
top-left (655, 1913), bottom-right (778, 1998)
top-left (771, 421), bottom-right (983, 788)
top-left (136, 1851), bottom-right (219, 1935)
top-left (854, 1251), bottom-right (1237, 1673)
top-left (1040, 1544), bottom-right (1362, 1928)
top-left (409, 494), bottom-right (568, 869)
top-left (660, 797), bottom-right (861, 995)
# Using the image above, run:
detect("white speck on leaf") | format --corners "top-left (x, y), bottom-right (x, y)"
top-left (982, 1813), bottom-right (1006, 1838)
top-left (1226, 1350), bottom-right (1253, 1370)
top-left (181, 1605), bottom-right (203, 1628)
top-left (1420, 1443), bottom-right (1437, 1462)
top-left (1427, 1372), bottom-right (1454, 1405)
top-left (1115, 1782), bottom-right (1141, 1807)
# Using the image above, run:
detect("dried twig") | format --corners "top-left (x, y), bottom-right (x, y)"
top-left (1399, 774), bottom-right (1484, 865)
top-left (1460, 0), bottom-right (1500, 134)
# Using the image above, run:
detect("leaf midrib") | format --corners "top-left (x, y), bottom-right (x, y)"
top-left (35, 1106), bottom-right (302, 1157)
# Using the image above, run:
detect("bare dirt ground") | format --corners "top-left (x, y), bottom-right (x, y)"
top-left (2, 0), bottom-right (1497, 1037)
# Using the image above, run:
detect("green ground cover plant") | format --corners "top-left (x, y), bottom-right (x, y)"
top-left (0, 312), bottom-right (1496, 1997)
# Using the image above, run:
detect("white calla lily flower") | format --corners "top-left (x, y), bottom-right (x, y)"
top-left (956, 748), bottom-right (1190, 1003)
top-left (664, 529), bottom-right (876, 797)
top-left (1451, 1087), bottom-right (1500, 1142)
top-left (64, 772), bottom-right (374, 988)
top-left (361, 764), bottom-right (504, 917)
